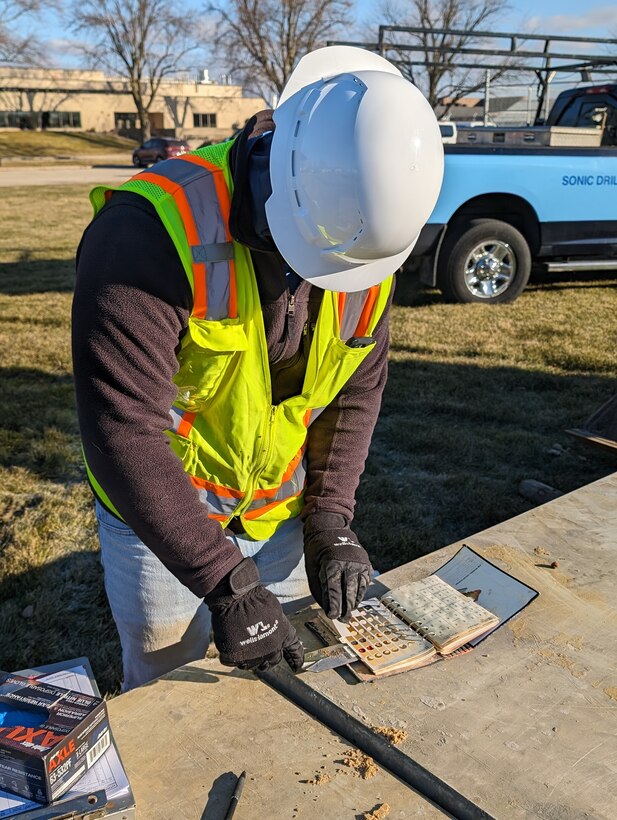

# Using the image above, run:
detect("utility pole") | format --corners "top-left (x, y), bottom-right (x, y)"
top-left (483, 70), bottom-right (491, 126)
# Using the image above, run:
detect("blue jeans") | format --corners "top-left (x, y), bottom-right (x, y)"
top-left (95, 502), bottom-right (311, 691)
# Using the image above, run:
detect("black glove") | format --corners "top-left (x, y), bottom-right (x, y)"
top-left (204, 557), bottom-right (304, 673)
top-left (304, 514), bottom-right (372, 622)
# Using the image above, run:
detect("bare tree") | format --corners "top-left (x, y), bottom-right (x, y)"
top-left (382, 0), bottom-right (510, 115)
top-left (210, 0), bottom-right (353, 102)
top-left (0, 0), bottom-right (44, 64)
top-left (71, 0), bottom-right (202, 140)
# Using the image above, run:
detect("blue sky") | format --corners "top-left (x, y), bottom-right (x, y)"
top-left (16, 1), bottom-right (617, 70)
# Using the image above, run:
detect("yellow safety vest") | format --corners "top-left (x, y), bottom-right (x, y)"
top-left (88, 140), bottom-right (392, 540)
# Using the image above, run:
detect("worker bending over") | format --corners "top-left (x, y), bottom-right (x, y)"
top-left (72, 47), bottom-right (444, 690)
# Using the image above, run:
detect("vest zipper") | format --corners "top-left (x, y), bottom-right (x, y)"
top-left (287, 293), bottom-right (296, 316)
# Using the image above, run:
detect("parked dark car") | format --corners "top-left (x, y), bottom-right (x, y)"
top-left (132, 137), bottom-right (191, 167)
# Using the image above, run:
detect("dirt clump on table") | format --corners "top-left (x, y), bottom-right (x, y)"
top-left (372, 726), bottom-right (408, 745)
top-left (341, 749), bottom-right (378, 779)
top-left (307, 771), bottom-right (332, 786)
top-left (359, 802), bottom-right (391, 819)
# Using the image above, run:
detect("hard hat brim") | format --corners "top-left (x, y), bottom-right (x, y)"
top-left (267, 47), bottom-right (412, 293)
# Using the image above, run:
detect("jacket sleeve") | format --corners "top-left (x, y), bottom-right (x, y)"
top-left (72, 194), bottom-right (243, 598)
top-left (301, 288), bottom-right (393, 529)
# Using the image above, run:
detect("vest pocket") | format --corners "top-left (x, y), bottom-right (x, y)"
top-left (174, 317), bottom-right (248, 412)
top-left (305, 337), bottom-right (375, 410)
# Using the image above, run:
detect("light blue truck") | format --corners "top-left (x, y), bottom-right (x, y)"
top-left (408, 145), bottom-right (617, 303)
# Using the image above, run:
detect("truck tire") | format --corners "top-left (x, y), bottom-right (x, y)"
top-left (437, 219), bottom-right (531, 304)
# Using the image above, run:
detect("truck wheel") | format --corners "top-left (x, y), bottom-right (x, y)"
top-left (437, 219), bottom-right (531, 304)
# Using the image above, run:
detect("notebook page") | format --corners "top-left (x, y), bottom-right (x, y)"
top-left (381, 575), bottom-right (499, 652)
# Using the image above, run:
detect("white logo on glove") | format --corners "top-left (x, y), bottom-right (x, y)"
top-left (239, 620), bottom-right (279, 646)
top-left (336, 536), bottom-right (360, 547)
top-left (246, 621), bottom-right (270, 637)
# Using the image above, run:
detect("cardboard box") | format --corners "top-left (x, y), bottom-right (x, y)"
top-left (0, 673), bottom-right (110, 804)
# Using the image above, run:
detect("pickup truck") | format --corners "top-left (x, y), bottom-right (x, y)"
top-left (409, 144), bottom-right (617, 303)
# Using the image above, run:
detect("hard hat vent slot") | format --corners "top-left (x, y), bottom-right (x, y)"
top-left (291, 150), bottom-right (296, 177)
top-left (294, 119), bottom-right (301, 137)
top-left (294, 189), bottom-right (301, 208)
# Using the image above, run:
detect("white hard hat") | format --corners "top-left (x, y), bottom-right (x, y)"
top-left (265, 46), bottom-right (444, 293)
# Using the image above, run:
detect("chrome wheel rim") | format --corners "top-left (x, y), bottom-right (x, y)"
top-left (463, 239), bottom-right (516, 299)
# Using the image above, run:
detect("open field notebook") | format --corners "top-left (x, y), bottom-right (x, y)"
top-left (316, 546), bottom-right (538, 679)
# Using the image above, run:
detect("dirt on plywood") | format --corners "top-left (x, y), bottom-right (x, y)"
top-left (373, 726), bottom-right (408, 745)
top-left (307, 771), bottom-right (332, 786)
top-left (603, 686), bottom-right (617, 701)
top-left (358, 802), bottom-right (391, 819)
top-left (341, 749), bottom-right (378, 779)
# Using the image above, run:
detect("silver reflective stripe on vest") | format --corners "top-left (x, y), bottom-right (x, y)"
top-left (149, 157), bottom-right (232, 321)
top-left (195, 487), bottom-right (240, 517)
top-left (340, 289), bottom-right (370, 340)
top-left (150, 157), bottom-right (209, 187)
top-left (169, 406), bottom-right (183, 433)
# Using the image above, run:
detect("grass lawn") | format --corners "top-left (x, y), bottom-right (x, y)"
top-left (0, 184), bottom-right (616, 696)
top-left (0, 131), bottom-right (137, 158)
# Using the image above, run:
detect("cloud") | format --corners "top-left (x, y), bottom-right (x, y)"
top-left (523, 5), bottom-right (617, 34)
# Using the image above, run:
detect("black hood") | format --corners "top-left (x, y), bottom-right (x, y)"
top-left (228, 118), bottom-right (277, 253)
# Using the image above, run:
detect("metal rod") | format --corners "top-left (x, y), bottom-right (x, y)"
top-left (257, 666), bottom-right (495, 820)
top-left (321, 53), bottom-right (617, 75)
top-left (373, 42), bottom-right (617, 62)
top-left (378, 24), bottom-right (617, 46)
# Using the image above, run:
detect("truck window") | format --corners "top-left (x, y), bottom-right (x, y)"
top-left (577, 101), bottom-right (608, 128)
top-left (557, 99), bottom-right (584, 127)
top-left (554, 95), bottom-right (617, 145)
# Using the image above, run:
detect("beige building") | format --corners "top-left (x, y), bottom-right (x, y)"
top-left (0, 67), bottom-right (266, 143)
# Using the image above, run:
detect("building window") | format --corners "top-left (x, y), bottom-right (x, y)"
top-left (44, 111), bottom-right (81, 128)
top-left (0, 111), bottom-right (34, 128)
top-left (193, 112), bottom-right (217, 128)
top-left (115, 112), bottom-right (138, 130)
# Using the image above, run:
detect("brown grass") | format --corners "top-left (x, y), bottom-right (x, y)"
top-left (0, 183), bottom-right (615, 695)
top-left (0, 131), bottom-right (137, 159)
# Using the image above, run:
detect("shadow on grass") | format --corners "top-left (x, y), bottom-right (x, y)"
top-left (527, 269), bottom-right (617, 292)
top-left (0, 549), bottom-right (121, 697)
top-left (0, 367), bottom-right (82, 484)
top-left (0, 132), bottom-right (137, 156)
top-left (53, 132), bottom-right (136, 150)
top-left (393, 268), bottom-right (617, 306)
top-left (354, 358), bottom-right (616, 574)
top-left (0, 257), bottom-right (74, 294)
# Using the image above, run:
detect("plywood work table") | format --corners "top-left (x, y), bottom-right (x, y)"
top-left (107, 660), bottom-right (445, 819)
top-left (290, 471), bottom-right (617, 819)
top-left (108, 472), bottom-right (617, 819)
